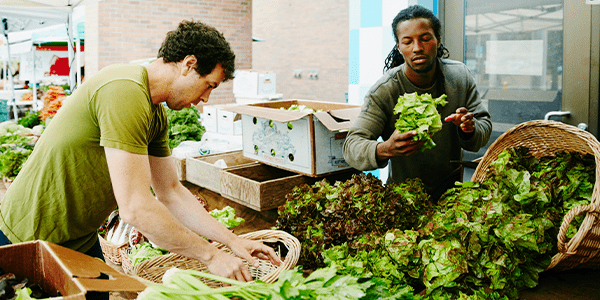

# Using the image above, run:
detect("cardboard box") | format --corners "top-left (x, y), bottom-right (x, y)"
top-left (185, 150), bottom-right (260, 193)
top-left (202, 105), bottom-right (218, 133)
top-left (0, 240), bottom-right (146, 299)
top-left (219, 163), bottom-right (311, 211)
top-left (217, 108), bottom-right (242, 136)
top-left (223, 100), bottom-right (361, 177)
top-left (233, 70), bottom-right (277, 96)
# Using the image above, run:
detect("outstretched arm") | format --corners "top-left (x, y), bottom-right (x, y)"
top-left (104, 147), bottom-right (279, 282)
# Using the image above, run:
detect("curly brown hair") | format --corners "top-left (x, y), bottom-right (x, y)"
top-left (158, 20), bottom-right (236, 81)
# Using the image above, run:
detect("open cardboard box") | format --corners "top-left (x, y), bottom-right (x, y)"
top-left (0, 240), bottom-right (146, 299)
top-left (223, 99), bottom-right (361, 177)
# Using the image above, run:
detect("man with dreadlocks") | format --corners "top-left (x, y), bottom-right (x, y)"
top-left (343, 5), bottom-right (491, 201)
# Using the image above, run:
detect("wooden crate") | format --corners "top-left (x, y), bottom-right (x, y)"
top-left (220, 164), bottom-right (311, 211)
top-left (172, 156), bottom-right (187, 181)
top-left (186, 150), bottom-right (260, 193)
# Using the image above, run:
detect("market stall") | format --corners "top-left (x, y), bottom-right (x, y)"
top-left (2, 92), bottom-right (600, 299)
top-left (0, 0), bottom-right (87, 120)
top-left (98, 101), bottom-right (600, 299)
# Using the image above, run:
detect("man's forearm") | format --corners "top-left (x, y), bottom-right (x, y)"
top-left (157, 184), bottom-right (238, 246)
top-left (118, 191), bottom-right (219, 263)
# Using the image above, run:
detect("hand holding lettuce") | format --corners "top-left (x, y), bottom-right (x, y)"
top-left (394, 92), bottom-right (447, 151)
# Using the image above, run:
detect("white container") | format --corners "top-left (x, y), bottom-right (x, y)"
top-left (233, 70), bottom-right (277, 96)
top-left (235, 93), bottom-right (283, 105)
top-left (223, 100), bottom-right (361, 177)
top-left (202, 105), bottom-right (218, 132)
top-left (217, 107), bottom-right (242, 136)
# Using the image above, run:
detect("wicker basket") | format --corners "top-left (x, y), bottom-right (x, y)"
top-left (471, 120), bottom-right (600, 271)
top-left (120, 246), bottom-right (134, 274)
top-left (133, 230), bottom-right (300, 287)
top-left (98, 234), bottom-right (129, 265)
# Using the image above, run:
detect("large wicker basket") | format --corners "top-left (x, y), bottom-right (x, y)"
top-left (132, 229), bottom-right (300, 287)
top-left (471, 120), bottom-right (600, 271)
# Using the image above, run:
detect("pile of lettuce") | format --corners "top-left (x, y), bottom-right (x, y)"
top-left (0, 122), bottom-right (38, 181)
top-left (166, 105), bottom-right (205, 149)
top-left (275, 174), bottom-right (432, 270)
top-left (277, 147), bottom-right (595, 299)
top-left (394, 92), bottom-right (447, 151)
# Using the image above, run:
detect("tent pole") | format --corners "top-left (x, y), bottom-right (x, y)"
top-left (67, 10), bottom-right (75, 91)
top-left (76, 37), bottom-right (81, 88)
top-left (2, 25), bottom-right (18, 120)
top-left (32, 44), bottom-right (38, 111)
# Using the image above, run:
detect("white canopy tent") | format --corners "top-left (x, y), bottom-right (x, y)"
top-left (0, 0), bottom-right (94, 119)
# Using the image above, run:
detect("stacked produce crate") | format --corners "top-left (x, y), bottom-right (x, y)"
top-left (232, 70), bottom-right (282, 105)
top-left (187, 99), bottom-right (361, 211)
top-left (202, 70), bottom-right (283, 136)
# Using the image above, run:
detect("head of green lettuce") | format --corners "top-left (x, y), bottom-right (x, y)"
top-left (394, 92), bottom-right (448, 151)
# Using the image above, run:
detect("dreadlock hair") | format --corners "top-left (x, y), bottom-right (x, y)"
top-left (383, 5), bottom-right (449, 73)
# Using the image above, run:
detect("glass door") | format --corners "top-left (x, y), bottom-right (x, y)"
top-left (442, 0), bottom-right (599, 162)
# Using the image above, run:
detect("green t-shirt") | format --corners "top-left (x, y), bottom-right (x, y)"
top-left (0, 64), bottom-right (170, 252)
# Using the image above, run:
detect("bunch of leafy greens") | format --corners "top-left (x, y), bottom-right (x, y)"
top-left (128, 242), bottom-right (169, 266)
top-left (309, 147), bottom-right (594, 299)
top-left (166, 105), bottom-right (205, 149)
top-left (138, 265), bottom-right (421, 300)
top-left (393, 92), bottom-right (447, 151)
top-left (0, 121), bottom-right (31, 136)
top-left (0, 130), bottom-right (36, 180)
top-left (17, 110), bottom-right (42, 128)
top-left (275, 173), bottom-right (433, 270)
top-left (209, 206), bottom-right (245, 229)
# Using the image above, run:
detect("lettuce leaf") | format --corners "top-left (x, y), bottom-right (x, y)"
top-left (393, 92), bottom-right (447, 151)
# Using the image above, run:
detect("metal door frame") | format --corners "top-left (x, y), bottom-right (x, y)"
top-left (440, 0), bottom-right (600, 137)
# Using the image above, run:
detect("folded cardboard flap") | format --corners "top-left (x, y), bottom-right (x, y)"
top-left (0, 241), bottom-right (83, 298)
top-left (223, 103), bottom-right (308, 123)
top-left (0, 240), bottom-right (147, 298)
top-left (313, 107), bottom-right (361, 132)
top-left (222, 99), bottom-right (361, 127)
top-left (44, 241), bottom-right (147, 292)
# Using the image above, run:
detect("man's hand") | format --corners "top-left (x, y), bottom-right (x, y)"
top-left (205, 250), bottom-right (254, 282)
top-left (228, 237), bottom-right (282, 267)
top-left (376, 130), bottom-right (426, 160)
top-left (204, 237), bottom-right (282, 282)
top-left (444, 107), bottom-right (474, 133)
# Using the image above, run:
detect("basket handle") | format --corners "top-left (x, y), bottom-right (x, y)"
top-left (557, 203), bottom-right (600, 254)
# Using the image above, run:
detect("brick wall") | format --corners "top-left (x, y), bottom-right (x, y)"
top-left (252, 0), bottom-right (349, 103)
top-left (85, 0), bottom-right (252, 106)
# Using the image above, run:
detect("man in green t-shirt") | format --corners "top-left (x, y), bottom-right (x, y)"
top-left (0, 20), bottom-right (280, 283)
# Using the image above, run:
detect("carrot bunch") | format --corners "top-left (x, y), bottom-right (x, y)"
top-left (21, 92), bottom-right (33, 101)
top-left (39, 86), bottom-right (66, 121)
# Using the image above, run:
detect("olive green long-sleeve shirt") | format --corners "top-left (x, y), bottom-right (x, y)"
top-left (343, 59), bottom-right (492, 200)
